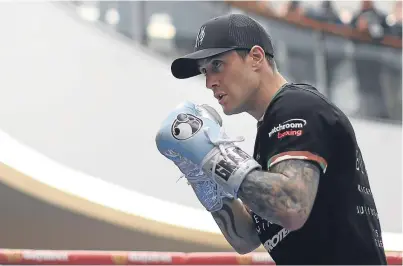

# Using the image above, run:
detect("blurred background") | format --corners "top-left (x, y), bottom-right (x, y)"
top-left (0, 0), bottom-right (401, 258)
top-left (68, 0), bottom-right (402, 122)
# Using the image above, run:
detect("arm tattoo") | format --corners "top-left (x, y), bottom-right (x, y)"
top-left (211, 198), bottom-right (260, 251)
top-left (212, 203), bottom-right (244, 240)
top-left (238, 159), bottom-right (320, 229)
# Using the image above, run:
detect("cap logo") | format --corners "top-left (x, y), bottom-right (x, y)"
top-left (195, 26), bottom-right (206, 49)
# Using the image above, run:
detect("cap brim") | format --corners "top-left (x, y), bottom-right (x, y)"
top-left (171, 48), bottom-right (235, 79)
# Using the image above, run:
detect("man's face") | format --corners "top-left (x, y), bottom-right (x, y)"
top-left (197, 51), bottom-right (259, 115)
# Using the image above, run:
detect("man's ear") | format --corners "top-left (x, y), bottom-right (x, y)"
top-left (249, 45), bottom-right (265, 70)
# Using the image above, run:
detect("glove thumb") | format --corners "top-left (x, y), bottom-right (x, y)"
top-left (197, 104), bottom-right (222, 126)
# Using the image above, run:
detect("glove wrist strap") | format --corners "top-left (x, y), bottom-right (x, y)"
top-left (201, 145), bottom-right (261, 198)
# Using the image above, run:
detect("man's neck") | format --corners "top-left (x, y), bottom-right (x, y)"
top-left (247, 73), bottom-right (288, 120)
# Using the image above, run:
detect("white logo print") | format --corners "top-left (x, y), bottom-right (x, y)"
top-left (268, 118), bottom-right (307, 138)
top-left (263, 228), bottom-right (290, 252)
top-left (195, 26), bottom-right (206, 48)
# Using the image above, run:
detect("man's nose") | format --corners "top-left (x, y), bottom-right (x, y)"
top-left (206, 74), bottom-right (219, 90)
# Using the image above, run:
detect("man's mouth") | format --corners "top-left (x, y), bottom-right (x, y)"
top-left (218, 94), bottom-right (227, 104)
top-left (216, 93), bottom-right (226, 100)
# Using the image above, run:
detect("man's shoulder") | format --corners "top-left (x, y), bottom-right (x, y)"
top-left (270, 83), bottom-right (334, 113)
top-left (260, 83), bottom-right (343, 134)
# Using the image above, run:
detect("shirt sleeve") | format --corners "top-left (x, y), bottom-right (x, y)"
top-left (264, 90), bottom-right (335, 174)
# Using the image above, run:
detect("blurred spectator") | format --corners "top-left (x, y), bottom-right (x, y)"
top-left (350, 0), bottom-right (389, 40)
top-left (350, 1), bottom-right (390, 119)
top-left (255, 0), bottom-right (277, 16)
top-left (278, 0), bottom-right (304, 17)
top-left (304, 1), bottom-right (344, 25)
top-left (385, 0), bottom-right (402, 37)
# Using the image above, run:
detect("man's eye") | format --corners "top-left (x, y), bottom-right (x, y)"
top-left (212, 61), bottom-right (222, 68)
top-left (212, 61), bottom-right (222, 72)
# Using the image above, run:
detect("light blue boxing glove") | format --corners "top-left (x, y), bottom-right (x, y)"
top-left (155, 101), bottom-right (262, 198)
top-left (156, 102), bottom-right (233, 212)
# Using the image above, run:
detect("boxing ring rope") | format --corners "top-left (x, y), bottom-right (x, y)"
top-left (0, 249), bottom-right (401, 265)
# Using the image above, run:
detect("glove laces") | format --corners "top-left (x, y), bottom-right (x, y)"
top-left (173, 127), bottom-right (245, 186)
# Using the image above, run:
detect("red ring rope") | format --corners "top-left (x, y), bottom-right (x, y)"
top-left (0, 249), bottom-right (401, 265)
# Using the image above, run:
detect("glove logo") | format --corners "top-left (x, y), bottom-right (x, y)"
top-left (171, 113), bottom-right (203, 140)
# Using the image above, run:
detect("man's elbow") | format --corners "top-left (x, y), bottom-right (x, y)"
top-left (229, 236), bottom-right (261, 254)
top-left (232, 242), bottom-right (260, 255)
top-left (234, 247), bottom-right (252, 255)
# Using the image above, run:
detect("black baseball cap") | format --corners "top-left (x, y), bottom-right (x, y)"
top-left (171, 13), bottom-right (275, 79)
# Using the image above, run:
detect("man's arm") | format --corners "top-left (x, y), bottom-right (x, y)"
top-left (211, 197), bottom-right (261, 254)
top-left (238, 159), bottom-right (321, 231)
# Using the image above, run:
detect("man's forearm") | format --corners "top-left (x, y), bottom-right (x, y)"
top-left (211, 198), bottom-right (261, 254)
top-left (238, 170), bottom-right (295, 228)
top-left (237, 160), bottom-right (320, 230)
